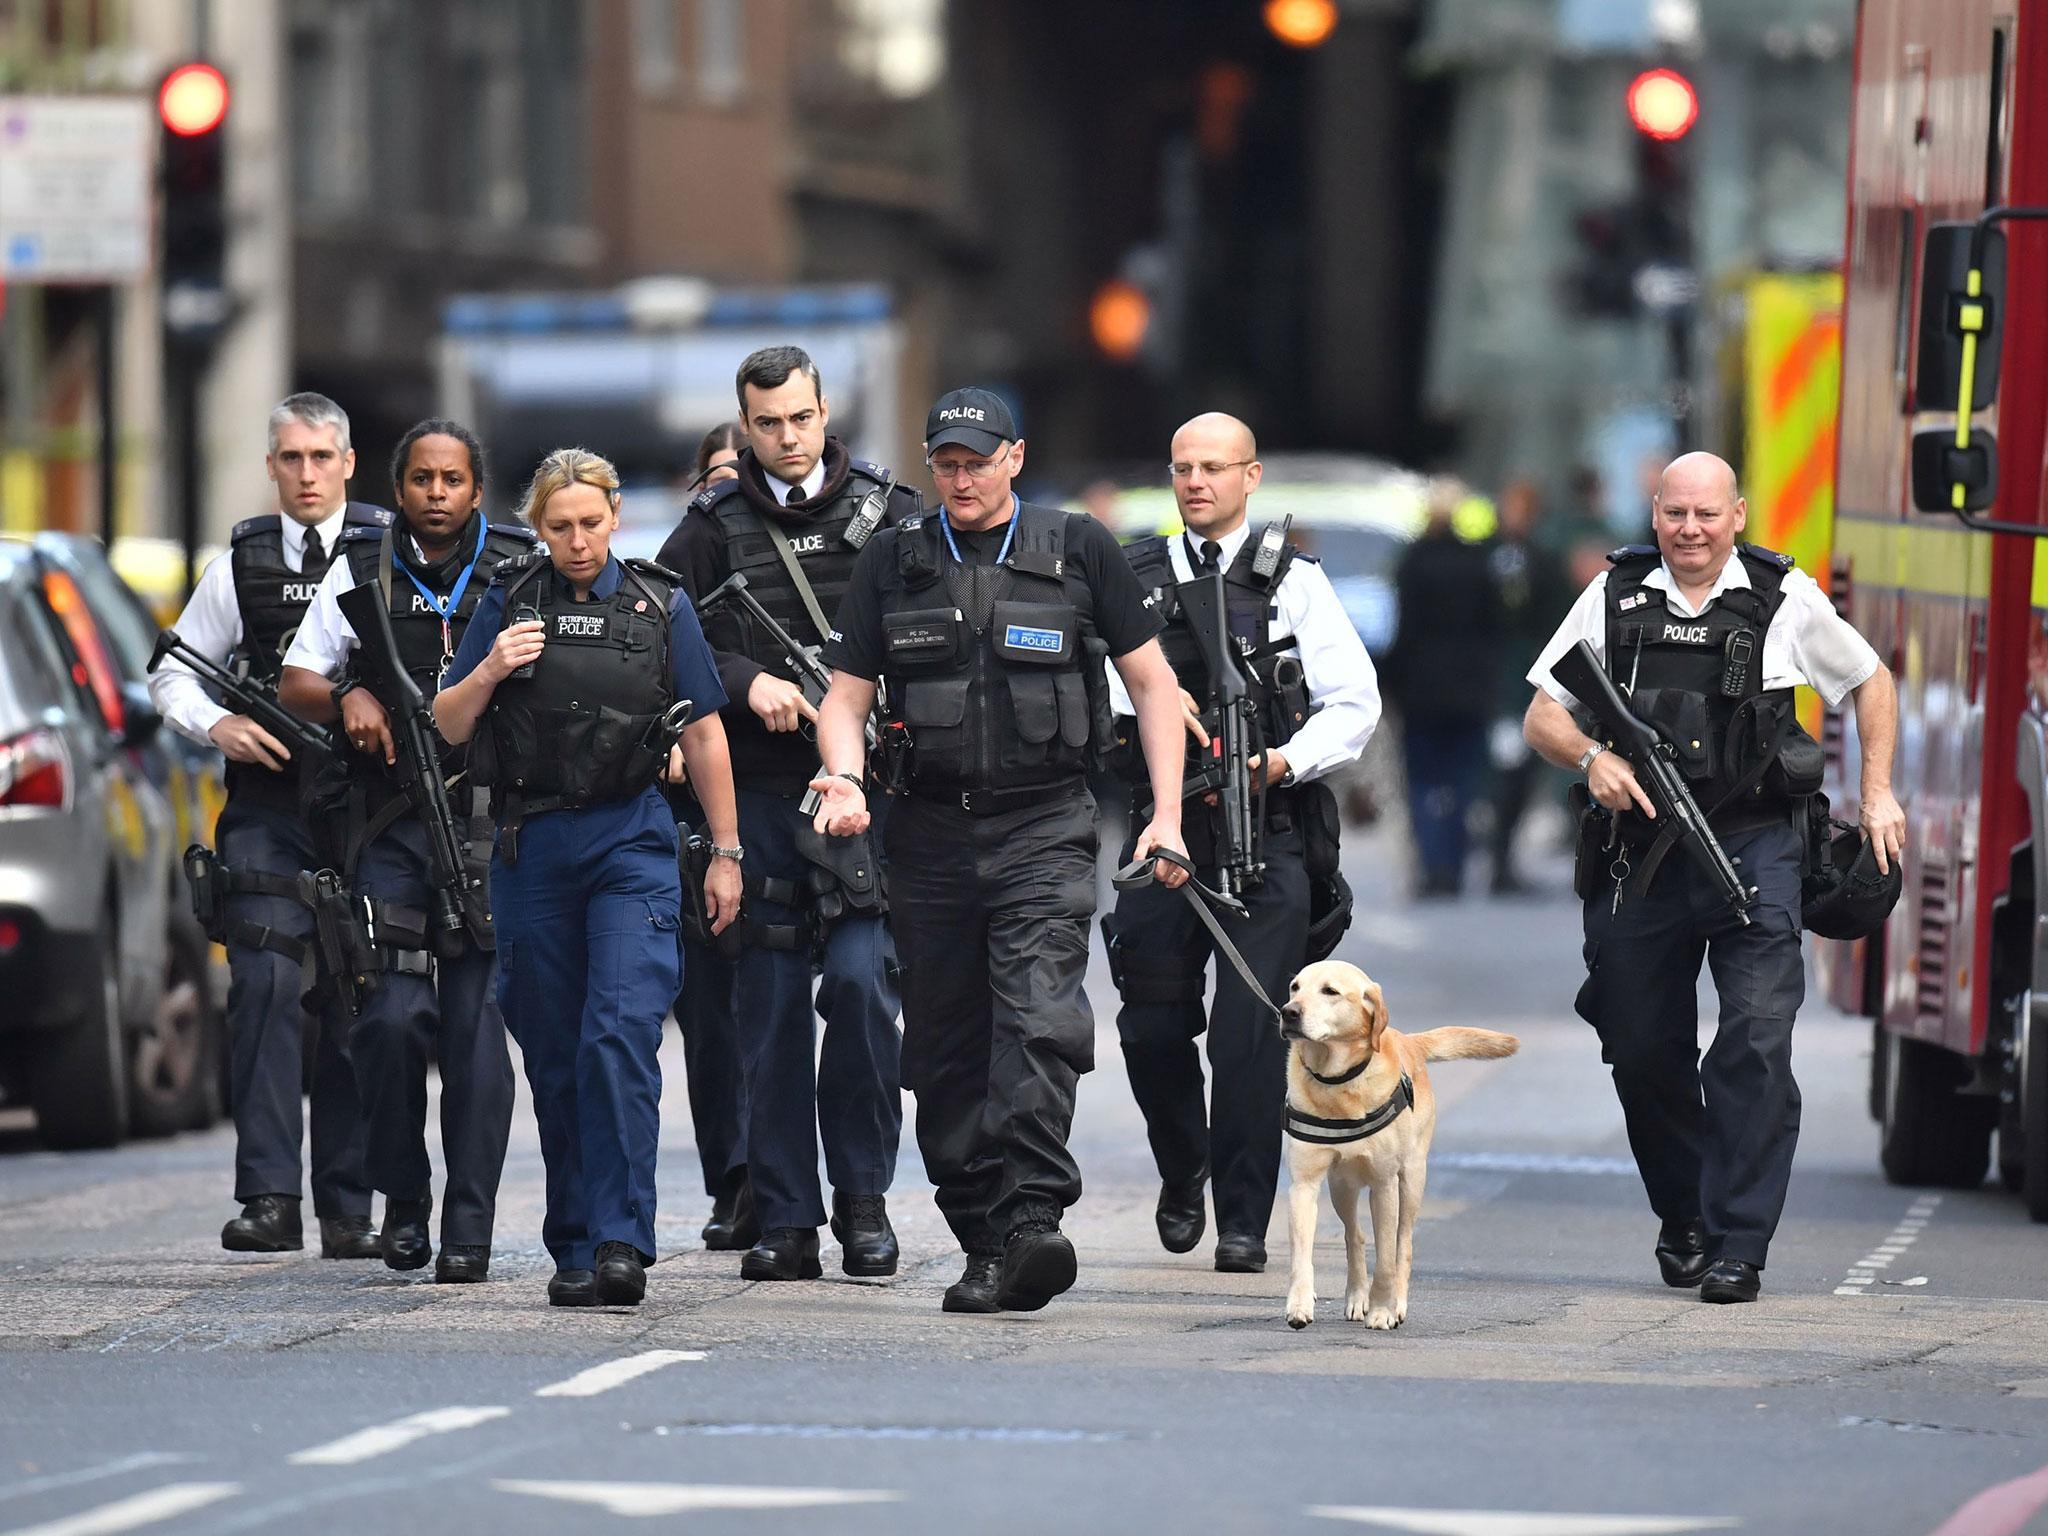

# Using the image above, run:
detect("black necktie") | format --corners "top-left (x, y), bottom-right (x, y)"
top-left (787, 485), bottom-right (805, 507)
top-left (1199, 540), bottom-right (1222, 572)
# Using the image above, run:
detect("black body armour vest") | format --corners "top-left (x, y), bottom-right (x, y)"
top-left (695, 461), bottom-right (913, 789)
top-left (224, 501), bottom-right (392, 815)
top-left (471, 555), bottom-right (677, 815)
top-left (878, 504), bottom-right (1107, 794)
top-left (1601, 543), bottom-right (1800, 825)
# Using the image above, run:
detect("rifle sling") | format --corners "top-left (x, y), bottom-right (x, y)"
top-left (1625, 716), bottom-right (1790, 899)
top-left (744, 504), bottom-right (836, 647)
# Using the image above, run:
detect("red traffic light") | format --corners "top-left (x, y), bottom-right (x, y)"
top-left (159, 63), bottom-right (229, 137)
top-left (1627, 68), bottom-right (1697, 141)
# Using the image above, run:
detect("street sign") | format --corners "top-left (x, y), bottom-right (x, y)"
top-left (0, 95), bottom-right (153, 282)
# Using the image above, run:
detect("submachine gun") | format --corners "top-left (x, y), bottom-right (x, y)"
top-left (337, 583), bottom-right (486, 958)
top-left (149, 630), bottom-right (338, 763)
top-left (1550, 639), bottom-right (1756, 924)
top-left (1175, 569), bottom-right (1263, 913)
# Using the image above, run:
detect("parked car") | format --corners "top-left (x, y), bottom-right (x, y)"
top-left (0, 534), bottom-right (226, 1148)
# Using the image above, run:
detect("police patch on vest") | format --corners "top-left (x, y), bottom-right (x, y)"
top-left (280, 581), bottom-right (320, 604)
top-left (788, 532), bottom-right (827, 555)
top-left (1662, 622), bottom-right (1711, 644)
top-left (556, 613), bottom-right (607, 638)
top-left (1004, 623), bottom-right (1064, 655)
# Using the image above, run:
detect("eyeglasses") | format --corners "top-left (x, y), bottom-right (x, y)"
top-left (1169, 459), bottom-right (1254, 479)
top-left (926, 450), bottom-right (1012, 482)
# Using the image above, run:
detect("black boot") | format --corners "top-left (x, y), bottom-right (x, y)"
top-left (1655, 1218), bottom-right (1713, 1288)
top-left (702, 1176), bottom-right (760, 1251)
top-left (1700, 1258), bottom-right (1762, 1304)
top-left (997, 1223), bottom-right (1077, 1312)
top-left (1155, 1177), bottom-right (1206, 1254)
top-left (1214, 1232), bottom-right (1267, 1273)
top-left (942, 1253), bottom-right (1004, 1314)
top-left (547, 1268), bottom-right (597, 1308)
top-left (318, 1214), bottom-right (380, 1260)
top-left (434, 1244), bottom-right (491, 1284)
top-left (221, 1195), bottom-right (302, 1253)
top-left (594, 1241), bottom-right (647, 1305)
top-left (741, 1226), bottom-right (822, 1281)
top-left (831, 1193), bottom-right (899, 1277)
top-left (380, 1197), bottom-right (433, 1272)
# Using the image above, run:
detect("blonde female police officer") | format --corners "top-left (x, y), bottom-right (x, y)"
top-left (435, 449), bottom-right (743, 1308)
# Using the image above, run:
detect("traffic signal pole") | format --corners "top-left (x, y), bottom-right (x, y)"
top-left (96, 287), bottom-right (118, 548)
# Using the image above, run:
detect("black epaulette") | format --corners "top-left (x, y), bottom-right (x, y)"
top-left (849, 456), bottom-right (889, 483)
top-left (1606, 543), bottom-right (1659, 566)
top-left (625, 557), bottom-right (684, 585)
top-left (688, 478), bottom-right (742, 516)
top-left (1738, 542), bottom-right (1795, 572)
top-left (900, 514), bottom-right (924, 533)
top-left (229, 514), bottom-right (275, 543)
top-left (337, 524), bottom-right (387, 549)
top-left (491, 546), bottom-right (545, 582)
top-left (492, 522), bottom-right (536, 545)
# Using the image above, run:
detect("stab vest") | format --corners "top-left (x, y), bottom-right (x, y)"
top-left (223, 501), bottom-right (391, 815)
top-left (472, 554), bottom-right (678, 814)
top-left (877, 504), bottom-right (1107, 793)
top-left (1601, 543), bottom-right (1797, 821)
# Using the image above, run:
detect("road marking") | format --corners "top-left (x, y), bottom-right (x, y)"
top-left (1431, 1152), bottom-right (1639, 1177)
top-left (493, 1481), bottom-right (902, 1517)
top-left (645, 1420), bottom-right (1145, 1444)
top-left (1835, 1194), bottom-right (1941, 1296)
top-left (1927, 1458), bottom-right (2048, 1536)
top-left (2, 1482), bottom-right (240, 1536)
top-left (534, 1349), bottom-right (706, 1398)
top-left (1306, 1513), bottom-right (1740, 1536)
top-left (286, 1406), bottom-right (510, 1466)
top-left (0, 1457), bottom-right (197, 1508)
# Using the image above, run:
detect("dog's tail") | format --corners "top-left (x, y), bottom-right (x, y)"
top-left (1407, 1027), bottom-right (1519, 1062)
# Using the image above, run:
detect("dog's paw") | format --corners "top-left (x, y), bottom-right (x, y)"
top-left (1344, 1291), bottom-right (1369, 1322)
top-left (1365, 1306), bottom-right (1398, 1330)
top-left (1285, 1290), bottom-right (1315, 1329)
top-left (1393, 1297), bottom-right (1409, 1324)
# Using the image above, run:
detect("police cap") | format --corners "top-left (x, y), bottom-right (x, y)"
top-left (925, 387), bottom-right (1017, 456)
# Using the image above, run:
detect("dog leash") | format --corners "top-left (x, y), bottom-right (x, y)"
top-left (1112, 847), bottom-right (1285, 1023)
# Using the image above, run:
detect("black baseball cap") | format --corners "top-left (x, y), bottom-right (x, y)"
top-left (924, 387), bottom-right (1019, 456)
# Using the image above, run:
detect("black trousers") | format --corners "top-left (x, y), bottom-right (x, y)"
top-left (885, 788), bottom-right (1098, 1255)
top-left (1578, 818), bottom-right (1806, 1268)
top-left (675, 931), bottom-right (747, 1200)
top-left (350, 818), bottom-right (515, 1248)
top-left (1111, 827), bottom-right (1308, 1239)
top-left (216, 803), bottom-right (369, 1217)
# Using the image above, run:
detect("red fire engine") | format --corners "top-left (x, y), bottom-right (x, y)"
top-left (1823, 0), bottom-right (2048, 1219)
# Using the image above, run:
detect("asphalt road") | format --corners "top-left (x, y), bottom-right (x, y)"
top-left (3, 814), bottom-right (2046, 1536)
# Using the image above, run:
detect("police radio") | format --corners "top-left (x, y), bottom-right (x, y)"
top-left (510, 605), bottom-right (541, 679)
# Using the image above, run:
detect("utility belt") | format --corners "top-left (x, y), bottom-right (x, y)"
top-left (678, 822), bottom-right (888, 964)
top-left (905, 777), bottom-right (1084, 817)
top-left (182, 845), bottom-right (311, 963)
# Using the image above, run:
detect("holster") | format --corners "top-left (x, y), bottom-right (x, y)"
top-left (184, 843), bottom-right (311, 963)
top-left (793, 822), bottom-right (887, 929)
top-left (299, 869), bottom-right (374, 1017)
top-left (1569, 783), bottom-right (1616, 902)
top-left (184, 844), bottom-right (229, 945)
top-left (678, 834), bottom-right (745, 959)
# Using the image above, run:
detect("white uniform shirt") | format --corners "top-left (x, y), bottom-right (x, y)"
top-left (761, 458), bottom-right (827, 504)
top-left (283, 525), bottom-right (466, 681)
top-left (148, 505), bottom-right (351, 746)
top-left (1106, 520), bottom-right (1382, 783)
top-left (1526, 554), bottom-right (1882, 711)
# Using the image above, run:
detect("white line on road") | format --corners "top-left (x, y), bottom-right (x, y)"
top-left (0, 1457), bottom-right (198, 1508)
top-left (533, 1349), bottom-right (706, 1399)
top-left (1835, 1194), bottom-right (1941, 1296)
top-left (1, 1482), bottom-right (240, 1536)
top-left (286, 1406), bottom-right (510, 1466)
top-left (493, 1481), bottom-right (902, 1517)
top-left (1305, 1511), bottom-right (1741, 1536)
top-left (1430, 1152), bottom-right (1640, 1177)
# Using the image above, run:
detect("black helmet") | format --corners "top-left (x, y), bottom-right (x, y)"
top-left (1305, 871), bottom-right (1354, 962)
top-left (1803, 821), bottom-right (1902, 940)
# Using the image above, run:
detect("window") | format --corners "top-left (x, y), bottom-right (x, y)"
top-left (697, 0), bottom-right (745, 104)
top-left (1987, 22), bottom-right (2013, 208)
top-left (634, 0), bottom-right (679, 95)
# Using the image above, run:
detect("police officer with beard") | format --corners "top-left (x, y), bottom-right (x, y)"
top-left (279, 419), bottom-right (530, 1282)
top-left (1105, 414), bottom-right (1380, 1275)
top-left (150, 392), bottom-right (382, 1258)
top-left (659, 346), bottom-right (915, 1282)
top-left (811, 388), bottom-right (1192, 1315)
top-left (1524, 452), bottom-right (1904, 1304)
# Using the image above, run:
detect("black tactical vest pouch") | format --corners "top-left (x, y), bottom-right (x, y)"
top-left (882, 607), bottom-right (966, 671)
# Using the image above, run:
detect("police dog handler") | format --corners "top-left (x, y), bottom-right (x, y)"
top-left (435, 448), bottom-right (743, 1309)
top-left (810, 388), bottom-right (1193, 1315)
top-left (1523, 451), bottom-right (1903, 1304)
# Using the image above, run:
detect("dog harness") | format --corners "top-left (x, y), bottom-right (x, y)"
top-left (1284, 1074), bottom-right (1416, 1145)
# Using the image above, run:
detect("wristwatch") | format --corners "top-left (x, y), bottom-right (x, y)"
top-left (330, 679), bottom-right (360, 714)
top-left (832, 772), bottom-right (864, 792)
top-left (1576, 742), bottom-right (1606, 774)
top-left (708, 843), bottom-right (744, 863)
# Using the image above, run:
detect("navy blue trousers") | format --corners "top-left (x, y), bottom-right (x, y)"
top-left (1578, 818), bottom-right (1807, 1268)
top-left (217, 804), bottom-right (369, 1216)
top-left (675, 930), bottom-right (746, 1200)
top-left (493, 788), bottom-right (681, 1269)
top-left (1402, 717), bottom-right (1488, 890)
top-left (732, 788), bottom-right (902, 1233)
top-left (350, 817), bottom-right (514, 1248)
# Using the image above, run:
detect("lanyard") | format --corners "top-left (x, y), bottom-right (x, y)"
top-left (395, 514), bottom-right (488, 664)
top-left (940, 496), bottom-right (1018, 567)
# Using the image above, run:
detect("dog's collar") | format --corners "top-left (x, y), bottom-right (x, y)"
top-left (1285, 1074), bottom-right (1415, 1145)
top-left (1305, 1053), bottom-right (1371, 1086)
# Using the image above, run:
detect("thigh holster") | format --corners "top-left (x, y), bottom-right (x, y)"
top-left (794, 822), bottom-right (888, 930)
top-left (185, 843), bottom-right (310, 964)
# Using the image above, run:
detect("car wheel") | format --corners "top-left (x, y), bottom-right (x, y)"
top-left (28, 911), bottom-right (130, 1149)
top-left (1878, 1028), bottom-right (1994, 1189)
top-left (128, 920), bottom-right (221, 1137)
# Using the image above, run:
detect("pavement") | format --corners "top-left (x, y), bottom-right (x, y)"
top-left (2, 816), bottom-right (2046, 1536)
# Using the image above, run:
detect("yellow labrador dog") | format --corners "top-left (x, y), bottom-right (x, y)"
top-left (1279, 960), bottom-right (1517, 1330)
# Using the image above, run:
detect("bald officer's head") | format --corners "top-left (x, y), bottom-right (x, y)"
top-left (1170, 413), bottom-right (1263, 539)
top-left (1653, 450), bottom-right (1748, 584)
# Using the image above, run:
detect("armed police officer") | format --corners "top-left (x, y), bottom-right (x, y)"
top-left (659, 347), bottom-right (914, 1282)
top-left (1524, 451), bottom-right (1904, 1304)
top-left (149, 392), bottom-right (382, 1259)
top-left (277, 419), bottom-right (531, 1282)
top-left (810, 388), bottom-right (1192, 1315)
top-left (1104, 413), bottom-right (1380, 1274)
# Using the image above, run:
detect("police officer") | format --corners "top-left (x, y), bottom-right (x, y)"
top-left (149, 392), bottom-right (381, 1258)
top-left (434, 447), bottom-right (742, 1309)
top-left (660, 347), bottom-right (915, 1282)
top-left (1105, 413), bottom-right (1380, 1274)
top-left (811, 388), bottom-right (1192, 1315)
top-left (1524, 451), bottom-right (1904, 1303)
top-left (277, 419), bottom-right (529, 1282)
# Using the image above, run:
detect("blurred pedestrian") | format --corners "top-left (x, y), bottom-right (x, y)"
top-left (149, 393), bottom-right (383, 1259)
top-left (1485, 478), bottom-right (1572, 894)
top-left (434, 447), bottom-right (742, 1308)
top-left (1386, 476), bottom-right (1505, 898)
